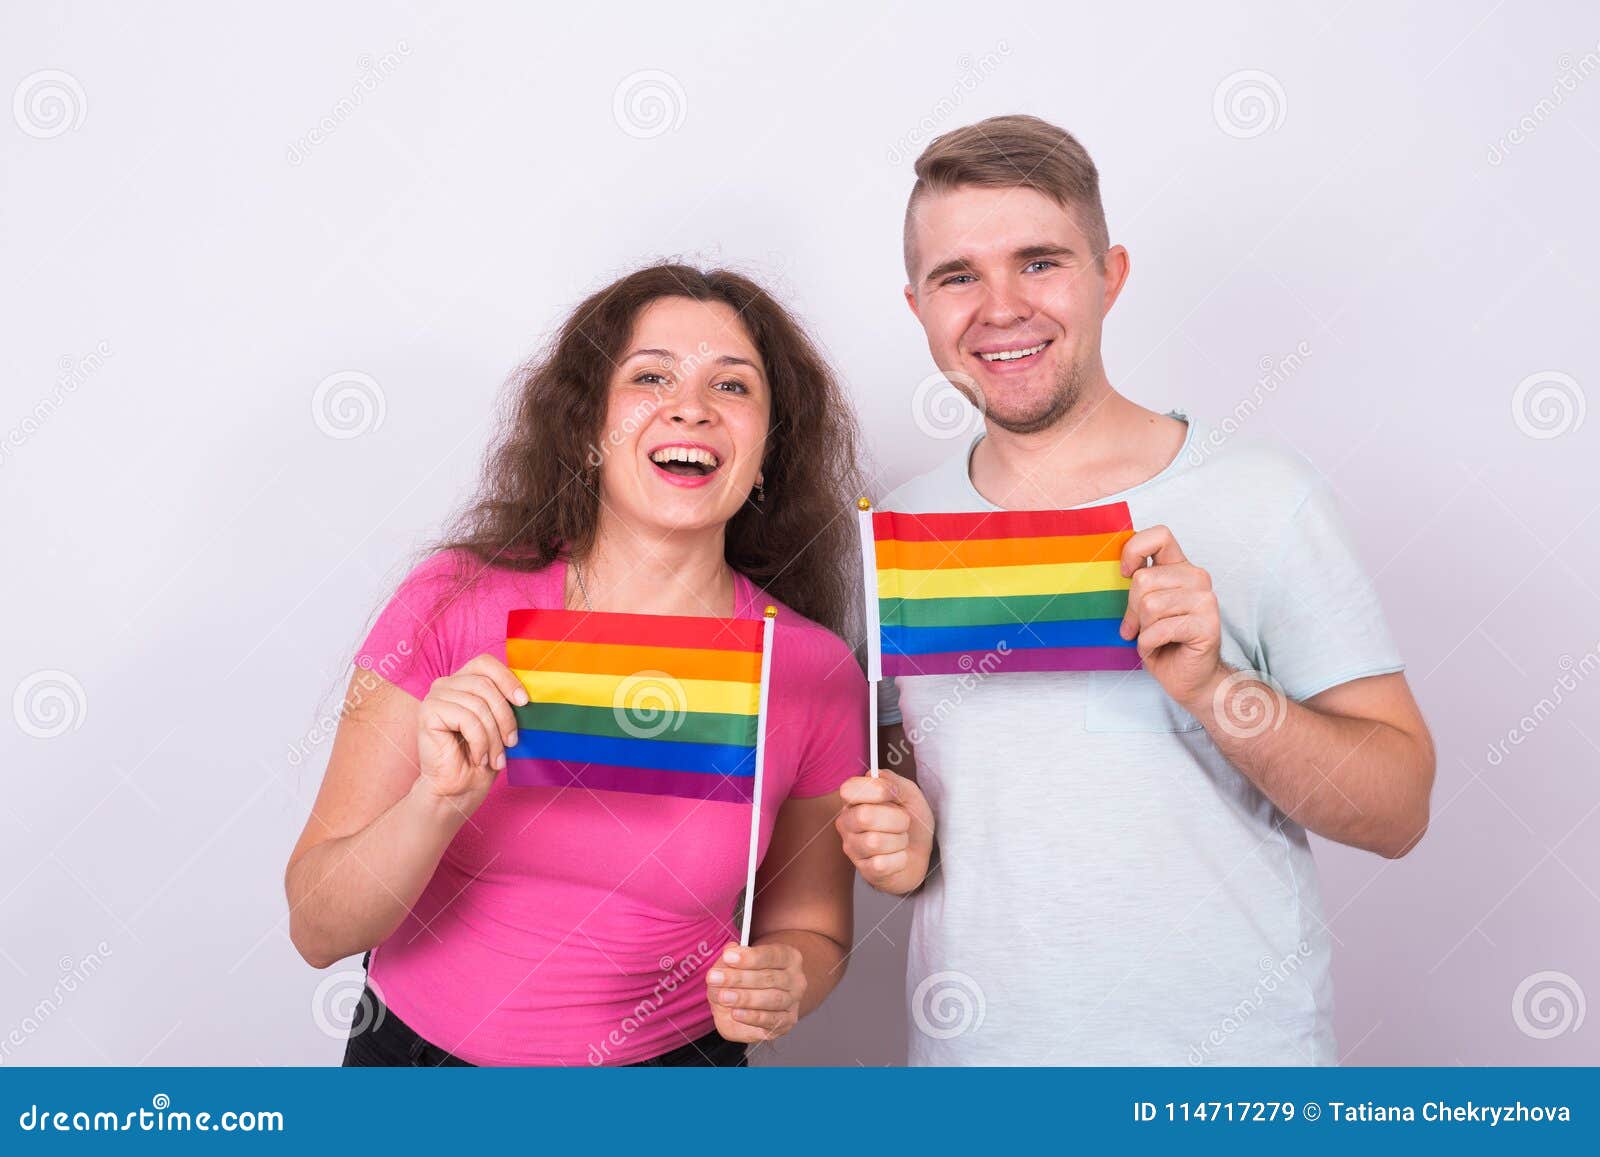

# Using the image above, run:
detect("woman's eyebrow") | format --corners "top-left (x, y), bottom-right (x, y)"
top-left (621, 346), bottom-right (676, 363)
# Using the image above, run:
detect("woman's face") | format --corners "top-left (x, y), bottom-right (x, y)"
top-left (595, 296), bottom-right (772, 538)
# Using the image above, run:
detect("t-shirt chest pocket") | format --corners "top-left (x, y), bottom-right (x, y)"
top-left (1083, 669), bottom-right (1204, 732)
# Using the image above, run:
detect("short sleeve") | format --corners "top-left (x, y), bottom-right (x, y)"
top-left (1255, 482), bottom-right (1404, 702)
top-left (788, 632), bottom-right (870, 798)
top-left (877, 674), bottom-right (903, 727)
top-left (353, 551), bottom-right (467, 702)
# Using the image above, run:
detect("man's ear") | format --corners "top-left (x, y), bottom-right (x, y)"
top-left (904, 283), bottom-right (921, 322)
top-left (1101, 244), bottom-right (1131, 316)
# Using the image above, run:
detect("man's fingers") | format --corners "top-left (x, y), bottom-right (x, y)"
top-left (838, 774), bottom-right (899, 806)
top-left (1137, 613), bottom-right (1207, 656)
top-left (712, 985), bottom-right (791, 1011)
top-left (861, 850), bottom-right (909, 879)
top-left (728, 1008), bottom-right (788, 1030)
top-left (709, 966), bottom-right (788, 990)
top-left (845, 830), bottom-right (909, 859)
top-left (836, 802), bottom-right (910, 835)
top-left (1120, 524), bottom-right (1188, 575)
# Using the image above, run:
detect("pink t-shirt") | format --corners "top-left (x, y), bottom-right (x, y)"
top-left (351, 549), bottom-right (867, 1065)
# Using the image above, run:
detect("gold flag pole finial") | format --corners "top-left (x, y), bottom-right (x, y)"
top-left (764, 605), bottom-right (777, 619)
top-left (857, 496), bottom-right (872, 511)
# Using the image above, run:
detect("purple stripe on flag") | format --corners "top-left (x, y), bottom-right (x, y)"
top-left (882, 645), bottom-right (1143, 677)
top-left (505, 758), bottom-right (756, 804)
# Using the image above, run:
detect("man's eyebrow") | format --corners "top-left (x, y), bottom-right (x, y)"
top-left (924, 244), bottom-right (1083, 286)
top-left (922, 256), bottom-right (973, 285)
top-left (1015, 243), bottom-right (1078, 261)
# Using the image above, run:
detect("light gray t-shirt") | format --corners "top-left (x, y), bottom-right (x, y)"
top-left (878, 413), bottom-right (1403, 1065)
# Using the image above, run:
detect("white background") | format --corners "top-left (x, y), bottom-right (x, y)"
top-left (3, 0), bottom-right (1597, 1065)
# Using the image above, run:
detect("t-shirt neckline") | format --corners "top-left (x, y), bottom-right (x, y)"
top-left (958, 408), bottom-right (1196, 512)
top-left (550, 553), bottom-right (759, 619)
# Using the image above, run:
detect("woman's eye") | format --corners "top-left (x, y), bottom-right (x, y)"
top-left (634, 372), bottom-right (669, 386)
top-left (713, 379), bottom-right (748, 394)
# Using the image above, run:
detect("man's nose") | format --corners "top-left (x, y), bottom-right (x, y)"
top-left (978, 277), bottom-right (1031, 327)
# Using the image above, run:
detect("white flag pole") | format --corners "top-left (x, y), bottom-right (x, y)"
top-left (857, 498), bottom-right (882, 778)
top-left (739, 605), bottom-right (778, 948)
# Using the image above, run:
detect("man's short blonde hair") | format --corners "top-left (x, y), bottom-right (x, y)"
top-left (903, 114), bottom-right (1110, 281)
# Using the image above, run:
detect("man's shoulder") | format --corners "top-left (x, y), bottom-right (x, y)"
top-left (1179, 421), bottom-right (1324, 509)
top-left (879, 438), bottom-right (983, 513)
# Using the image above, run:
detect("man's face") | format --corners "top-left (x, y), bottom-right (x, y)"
top-left (904, 185), bottom-right (1123, 435)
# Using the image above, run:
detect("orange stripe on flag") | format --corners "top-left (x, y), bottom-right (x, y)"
top-left (875, 530), bottom-right (1131, 572)
top-left (505, 637), bottom-right (763, 684)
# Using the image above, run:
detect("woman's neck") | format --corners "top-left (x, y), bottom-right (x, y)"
top-left (567, 519), bottom-right (736, 617)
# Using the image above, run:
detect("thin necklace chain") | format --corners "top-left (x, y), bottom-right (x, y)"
top-left (573, 558), bottom-right (593, 610)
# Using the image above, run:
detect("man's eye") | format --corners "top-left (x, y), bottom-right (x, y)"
top-left (1024, 260), bottom-right (1058, 273)
top-left (942, 273), bottom-right (976, 286)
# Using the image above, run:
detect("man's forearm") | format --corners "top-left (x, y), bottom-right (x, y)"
top-left (1187, 669), bottom-right (1433, 857)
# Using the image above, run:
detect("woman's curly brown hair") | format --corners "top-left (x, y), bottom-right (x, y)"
top-left (422, 262), bottom-right (864, 638)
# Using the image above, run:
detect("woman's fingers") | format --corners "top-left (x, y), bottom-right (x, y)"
top-left (450, 672), bottom-right (521, 748)
top-left (462, 653), bottom-right (530, 708)
top-left (423, 696), bottom-right (494, 767)
top-left (432, 688), bottom-right (509, 769)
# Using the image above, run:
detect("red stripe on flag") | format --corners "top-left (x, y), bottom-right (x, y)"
top-left (873, 503), bottom-right (1132, 543)
top-left (506, 608), bottom-right (766, 652)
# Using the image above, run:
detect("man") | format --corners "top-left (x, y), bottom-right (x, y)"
top-left (835, 115), bottom-right (1435, 1065)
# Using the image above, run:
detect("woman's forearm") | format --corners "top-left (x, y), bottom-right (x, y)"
top-left (286, 779), bottom-right (469, 968)
top-left (756, 928), bottom-right (848, 1017)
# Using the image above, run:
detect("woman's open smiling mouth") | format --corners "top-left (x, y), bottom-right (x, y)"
top-left (647, 442), bottom-right (723, 488)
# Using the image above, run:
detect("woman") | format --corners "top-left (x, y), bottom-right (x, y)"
top-left (284, 264), bottom-right (868, 1066)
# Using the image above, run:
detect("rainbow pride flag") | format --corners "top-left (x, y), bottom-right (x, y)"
top-left (503, 607), bottom-right (773, 804)
top-left (860, 502), bottom-right (1140, 678)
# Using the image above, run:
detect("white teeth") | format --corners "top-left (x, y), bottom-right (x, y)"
top-left (649, 445), bottom-right (720, 468)
top-left (978, 341), bottom-right (1048, 362)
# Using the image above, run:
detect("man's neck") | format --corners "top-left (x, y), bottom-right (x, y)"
top-left (969, 383), bottom-right (1187, 511)
top-left (571, 518), bottom-right (735, 617)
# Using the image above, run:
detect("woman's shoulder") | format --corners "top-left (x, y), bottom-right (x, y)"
top-left (748, 586), bottom-right (864, 692)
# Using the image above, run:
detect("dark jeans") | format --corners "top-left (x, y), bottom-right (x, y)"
top-left (340, 982), bottom-right (747, 1068)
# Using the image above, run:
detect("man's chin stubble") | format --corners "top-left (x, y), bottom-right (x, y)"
top-left (983, 361), bottom-right (1085, 436)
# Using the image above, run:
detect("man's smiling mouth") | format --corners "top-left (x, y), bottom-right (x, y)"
top-left (976, 340), bottom-right (1051, 363)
